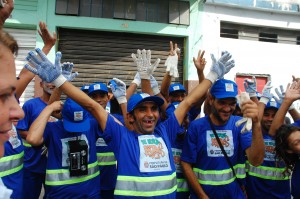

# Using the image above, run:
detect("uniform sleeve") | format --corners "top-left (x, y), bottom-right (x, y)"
top-left (180, 122), bottom-right (198, 164)
top-left (239, 131), bottom-right (252, 152)
top-left (163, 112), bottom-right (182, 143)
top-left (102, 114), bottom-right (127, 157)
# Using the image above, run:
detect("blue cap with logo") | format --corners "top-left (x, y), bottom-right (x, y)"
top-left (127, 93), bottom-right (164, 113)
top-left (265, 100), bottom-right (280, 110)
top-left (88, 82), bottom-right (108, 95)
top-left (210, 79), bottom-right (238, 99)
top-left (81, 84), bottom-right (90, 92)
top-left (62, 98), bottom-right (90, 132)
top-left (169, 83), bottom-right (186, 95)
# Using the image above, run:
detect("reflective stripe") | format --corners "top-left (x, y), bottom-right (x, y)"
top-left (193, 164), bottom-right (246, 185)
top-left (114, 172), bottom-right (177, 197)
top-left (0, 151), bottom-right (24, 177)
top-left (97, 152), bottom-right (116, 166)
top-left (45, 161), bottom-right (99, 186)
top-left (246, 161), bottom-right (290, 180)
top-left (177, 178), bottom-right (189, 192)
top-left (22, 139), bottom-right (31, 147)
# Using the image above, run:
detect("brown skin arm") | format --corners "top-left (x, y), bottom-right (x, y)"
top-left (175, 79), bottom-right (212, 126)
top-left (59, 81), bottom-right (108, 131)
top-left (241, 100), bottom-right (264, 166)
top-left (16, 22), bottom-right (56, 99)
top-left (26, 101), bottom-right (62, 146)
top-left (181, 161), bottom-right (209, 199)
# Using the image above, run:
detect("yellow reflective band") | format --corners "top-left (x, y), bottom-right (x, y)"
top-left (114, 185), bottom-right (177, 197)
top-left (246, 161), bottom-right (290, 180)
top-left (0, 164), bottom-right (23, 178)
top-left (0, 151), bottom-right (24, 163)
top-left (23, 142), bottom-right (31, 147)
top-left (45, 161), bottom-right (99, 186)
top-left (97, 152), bottom-right (117, 166)
top-left (117, 172), bottom-right (176, 182)
top-left (177, 178), bottom-right (189, 192)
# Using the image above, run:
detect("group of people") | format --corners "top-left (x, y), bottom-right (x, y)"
top-left (1, 1), bottom-right (300, 199)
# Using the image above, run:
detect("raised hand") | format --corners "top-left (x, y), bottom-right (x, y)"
top-left (244, 76), bottom-right (257, 97)
top-left (109, 78), bottom-right (127, 104)
top-left (150, 75), bottom-right (160, 95)
top-left (24, 48), bottom-right (66, 87)
top-left (38, 21), bottom-right (57, 52)
top-left (61, 62), bottom-right (78, 81)
top-left (165, 41), bottom-right (180, 78)
top-left (193, 50), bottom-right (206, 72)
top-left (132, 72), bottom-right (141, 87)
top-left (132, 49), bottom-right (160, 79)
top-left (259, 81), bottom-right (273, 105)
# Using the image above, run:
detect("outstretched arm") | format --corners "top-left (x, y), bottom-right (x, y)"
top-left (16, 22), bottom-right (56, 99)
top-left (269, 81), bottom-right (300, 136)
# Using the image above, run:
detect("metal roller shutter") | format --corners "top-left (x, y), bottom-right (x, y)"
top-left (58, 28), bottom-right (184, 90)
top-left (5, 28), bottom-right (37, 106)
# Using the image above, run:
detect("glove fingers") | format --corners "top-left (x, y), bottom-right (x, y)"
top-left (24, 64), bottom-right (38, 75)
top-left (280, 85), bottom-right (285, 93)
top-left (141, 49), bottom-right (147, 61)
top-left (54, 52), bottom-right (62, 69)
top-left (147, 50), bottom-right (151, 62)
top-left (210, 54), bottom-right (217, 64)
top-left (152, 58), bottom-right (160, 72)
top-left (69, 72), bottom-right (78, 81)
top-left (275, 88), bottom-right (282, 97)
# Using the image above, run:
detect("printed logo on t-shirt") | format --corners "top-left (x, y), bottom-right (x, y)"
top-left (172, 148), bottom-right (182, 173)
top-left (48, 116), bottom-right (58, 122)
top-left (264, 139), bottom-right (275, 161)
top-left (96, 138), bottom-right (107, 146)
top-left (61, 134), bottom-right (89, 167)
top-left (206, 130), bottom-right (234, 157)
top-left (138, 135), bottom-right (171, 172)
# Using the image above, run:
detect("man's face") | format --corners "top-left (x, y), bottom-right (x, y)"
top-left (128, 101), bottom-right (159, 135)
top-left (210, 97), bottom-right (236, 125)
top-left (261, 108), bottom-right (277, 132)
top-left (0, 44), bottom-right (24, 157)
top-left (41, 81), bottom-right (55, 95)
top-left (169, 91), bottom-right (186, 103)
top-left (89, 91), bottom-right (109, 109)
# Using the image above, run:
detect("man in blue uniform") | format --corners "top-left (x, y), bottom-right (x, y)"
top-left (181, 79), bottom-right (264, 199)
top-left (26, 98), bottom-right (101, 198)
top-left (24, 48), bottom-right (238, 198)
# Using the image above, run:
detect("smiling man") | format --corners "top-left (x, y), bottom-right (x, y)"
top-left (181, 78), bottom-right (264, 199)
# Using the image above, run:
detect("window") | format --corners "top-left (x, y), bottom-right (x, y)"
top-left (221, 22), bottom-right (300, 45)
top-left (259, 33), bottom-right (277, 43)
top-left (55, 0), bottom-right (190, 25)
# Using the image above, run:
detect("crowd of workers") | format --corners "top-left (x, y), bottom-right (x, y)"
top-left (1, 0), bottom-right (300, 199)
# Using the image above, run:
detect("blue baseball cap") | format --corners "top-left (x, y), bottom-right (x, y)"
top-left (81, 84), bottom-right (90, 92)
top-left (265, 100), bottom-right (280, 110)
top-left (62, 98), bottom-right (90, 132)
top-left (169, 83), bottom-right (186, 95)
top-left (127, 93), bottom-right (164, 113)
top-left (166, 102), bottom-right (180, 117)
top-left (210, 79), bottom-right (238, 99)
top-left (88, 83), bottom-right (108, 95)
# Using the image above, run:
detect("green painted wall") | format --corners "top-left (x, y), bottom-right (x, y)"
top-left (4, 0), bottom-right (206, 81)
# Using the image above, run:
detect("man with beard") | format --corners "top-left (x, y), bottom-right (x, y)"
top-left (181, 78), bottom-right (264, 199)
top-left (16, 79), bottom-right (57, 199)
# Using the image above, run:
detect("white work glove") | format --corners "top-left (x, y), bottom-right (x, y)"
top-left (61, 62), bottom-right (78, 82)
top-left (165, 48), bottom-right (180, 78)
top-left (132, 72), bottom-right (141, 87)
top-left (244, 76), bottom-right (257, 98)
top-left (236, 92), bottom-right (252, 133)
top-left (131, 49), bottom-right (160, 80)
top-left (150, 75), bottom-right (160, 95)
top-left (24, 48), bottom-right (66, 87)
top-left (0, 178), bottom-right (12, 199)
top-left (274, 85), bottom-right (295, 110)
top-left (259, 81), bottom-right (273, 105)
top-left (206, 52), bottom-right (235, 83)
top-left (109, 78), bottom-right (127, 104)
top-left (219, 51), bottom-right (235, 79)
